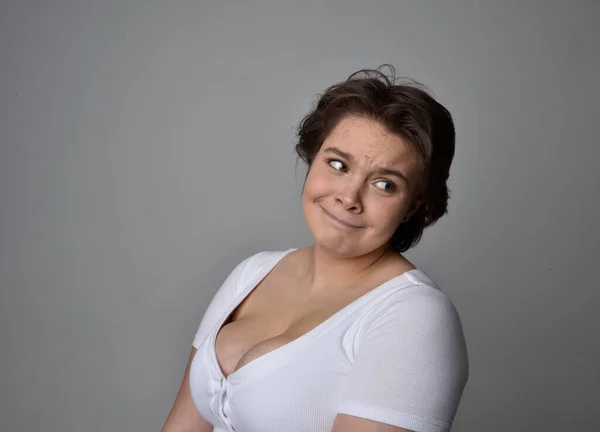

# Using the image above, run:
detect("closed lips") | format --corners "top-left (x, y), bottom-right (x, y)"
top-left (321, 207), bottom-right (362, 228)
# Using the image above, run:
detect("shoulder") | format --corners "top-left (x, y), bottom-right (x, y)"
top-left (191, 248), bottom-right (297, 347)
top-left (220, 247), bottom-right (300, 297)
top-left (378, 268), bottom-right (460, 317)
top-left (358, 270), bottom-right (468, 356)
top-left (233, 247), bottom-right (298, 281)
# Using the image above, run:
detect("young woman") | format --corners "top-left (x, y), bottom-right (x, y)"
top-left (162, 66), bottom-right (469, 432)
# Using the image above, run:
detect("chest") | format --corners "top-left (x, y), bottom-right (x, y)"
top-left (214, 277), bottom-right (361, 379)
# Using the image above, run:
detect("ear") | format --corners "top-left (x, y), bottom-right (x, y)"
top-left (404, 198), bottom-right (424, 222)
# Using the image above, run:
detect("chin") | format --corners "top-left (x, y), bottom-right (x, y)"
top-left (316, 234), bottom-right (353, 250)
top-left (312, 227), bottom-right (370, 257)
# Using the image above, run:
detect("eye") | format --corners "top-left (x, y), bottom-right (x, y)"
top-left (374, 180), bottom-right (396, 193)
top-left (327, 159), bottom-right (347, 172)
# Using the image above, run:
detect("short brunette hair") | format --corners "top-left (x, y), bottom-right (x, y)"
top-left (295, 65), bottom-right (456, 253)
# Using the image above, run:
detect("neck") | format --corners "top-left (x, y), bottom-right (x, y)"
top-left (302, 243), bottom-right (393, 295)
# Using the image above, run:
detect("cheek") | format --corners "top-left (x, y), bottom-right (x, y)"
top-left (301, 169), bottom-right (318, 211)
top-left (303, 165), bottom-right (330, 199)
top-left (367, 199), bottom-right (405, 230)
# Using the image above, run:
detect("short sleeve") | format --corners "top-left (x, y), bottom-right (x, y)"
top-left (191, 252), bottom-right (261, 349)
top-left (336, 285), bottom-right (469, 432)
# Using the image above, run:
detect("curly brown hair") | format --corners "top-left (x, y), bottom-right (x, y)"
top-left (294, 65), bottom-right (456, 253)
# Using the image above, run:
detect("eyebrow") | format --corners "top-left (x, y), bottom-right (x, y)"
top-left (322, 146), bottom-right (410, 185)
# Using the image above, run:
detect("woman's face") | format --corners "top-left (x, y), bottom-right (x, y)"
top-left (302, 115), bottom-right (423, 257)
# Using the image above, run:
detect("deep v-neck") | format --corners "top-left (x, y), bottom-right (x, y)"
top-left (210, 248), bottom-right (422, 384)
top-left (211, 249), bottom-right (296, 382)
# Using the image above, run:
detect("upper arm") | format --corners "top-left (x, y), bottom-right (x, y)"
top-left (331, 413), bottom-right (414, 431)
top-left (334, 287), bottom-right (469, 432)
top-left (161, 347), bottom-right (213, 432)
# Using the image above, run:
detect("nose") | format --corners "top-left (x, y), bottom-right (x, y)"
top-left (335, 180), bottom-right (363, 213)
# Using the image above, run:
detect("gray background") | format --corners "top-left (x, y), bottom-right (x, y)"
top-left (1, 1), bottom-right (598, 431)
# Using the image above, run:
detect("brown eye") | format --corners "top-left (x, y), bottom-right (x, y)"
top-left (328, 159), bottom-right (347, 172)
top-left (375, 180), bottom-right (396, 193)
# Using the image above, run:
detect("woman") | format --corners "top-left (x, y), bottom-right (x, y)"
top-left (161, 66), bottom-right (469, 432)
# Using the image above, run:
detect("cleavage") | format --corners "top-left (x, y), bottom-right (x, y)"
top-left (214, 301), bottom-right (300, 379)
top-left (214, 276), bottom-right (351, 377)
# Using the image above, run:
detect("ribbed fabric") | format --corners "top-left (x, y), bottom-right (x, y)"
top-left (189, 249), bottom-right (469, 432)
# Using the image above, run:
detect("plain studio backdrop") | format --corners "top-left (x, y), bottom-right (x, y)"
top-left (1, 1), bottom-right (598, 431)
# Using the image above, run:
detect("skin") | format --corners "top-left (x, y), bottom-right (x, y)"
top-left (300, 114), bottom-right (424, 297)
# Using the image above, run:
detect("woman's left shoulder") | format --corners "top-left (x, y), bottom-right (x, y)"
top-left (376, 262), bottom-right (463, 324)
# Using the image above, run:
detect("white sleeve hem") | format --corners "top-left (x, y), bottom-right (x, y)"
top-left (337, 400), bottom-right (452, 432)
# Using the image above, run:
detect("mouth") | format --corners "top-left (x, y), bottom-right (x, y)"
top-left (319, 206), bottom-right (363, 229)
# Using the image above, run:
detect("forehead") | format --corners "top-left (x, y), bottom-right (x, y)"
top-left (324, 115), bottom-right (419, 167)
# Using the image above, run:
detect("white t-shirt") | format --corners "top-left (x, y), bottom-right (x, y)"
top-left (189, 248), bottom-right (469, 432)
